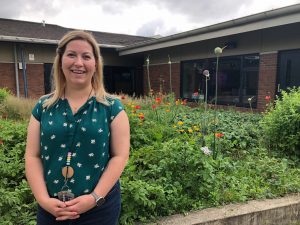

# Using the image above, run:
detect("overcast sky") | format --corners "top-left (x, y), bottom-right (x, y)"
top-left (1, 0), bottom-right (300, 37)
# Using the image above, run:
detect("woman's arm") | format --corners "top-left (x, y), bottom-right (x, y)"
top-left (25, 115), bottom-right (79, 220)
top-left (25, 115), bottom-right (49, 204)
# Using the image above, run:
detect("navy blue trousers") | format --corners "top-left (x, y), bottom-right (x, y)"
top-left (37, 182), bottom-right (121, 225)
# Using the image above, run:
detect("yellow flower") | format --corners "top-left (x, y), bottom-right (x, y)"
top-left (177, 121), bottom-right (184, 126)
top-left (188, 129), bottom-right (193, 133)
top-left (165, 109), bottom-right (170, 112)
top-left (193, 126), bottom-right (200, 131)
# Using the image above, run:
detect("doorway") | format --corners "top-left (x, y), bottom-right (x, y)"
top-left (277, 49), bottom-right (300, 94)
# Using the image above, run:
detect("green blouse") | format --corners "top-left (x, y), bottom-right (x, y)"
top-left (32, 96), bottom-right (124, 197)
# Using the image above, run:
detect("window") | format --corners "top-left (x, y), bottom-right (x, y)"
top-left (181, 54), bottom-right (259, 108)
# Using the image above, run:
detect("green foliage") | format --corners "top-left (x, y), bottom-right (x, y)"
top-left (260, 87), bottom-right (300, 157)
top-left (1, 93), bottom-right (300, 225)
top-left (0, 119), bottom-right (36, 224)
top-left (0, 88), bottom-right (10, 103)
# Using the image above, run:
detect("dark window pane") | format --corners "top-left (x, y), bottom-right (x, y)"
top-left (181, 54), bottom-right (259, 108)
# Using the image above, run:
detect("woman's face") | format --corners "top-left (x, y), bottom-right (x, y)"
top-left (61, 39), bottom-right (96, 88)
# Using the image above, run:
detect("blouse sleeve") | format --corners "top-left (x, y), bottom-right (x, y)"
top-left (109, 98), bottom-right (124, 123)
top-left (31, 97), bottom-right (47, 121)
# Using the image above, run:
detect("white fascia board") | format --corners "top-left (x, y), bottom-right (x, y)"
top-left (0, 35), bottom-right (124, 48)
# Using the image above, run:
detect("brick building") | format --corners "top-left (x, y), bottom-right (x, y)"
top-left (118, 4), bottom-right (300, 111)
top-left (0, 19), bottom-right (152, 98)
top-left (1, 4), bottom-right (300, 111)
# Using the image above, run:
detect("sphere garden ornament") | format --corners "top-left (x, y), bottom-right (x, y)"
top-left (214, 46), bottom-right (226, 56)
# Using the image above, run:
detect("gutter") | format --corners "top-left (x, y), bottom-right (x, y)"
top-left (20, 46), bottom-right (28, 98)
top-left (0, 35), bottom-right (125, 48)
top-left (13, 44), bottom-right (20, 97)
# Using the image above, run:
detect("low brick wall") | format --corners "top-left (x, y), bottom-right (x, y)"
top-left (155, 194), bottom-right (300, 225)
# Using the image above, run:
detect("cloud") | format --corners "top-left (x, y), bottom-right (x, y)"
top-left (136, 19), bottom-right (165, 36)
top-left (0, 0), bottom-right (25, 18)
top-left (1, 0), bottom-right (300, 36)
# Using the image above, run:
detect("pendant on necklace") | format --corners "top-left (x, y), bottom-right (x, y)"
top-left (62, 166), bottom-right (74, 178)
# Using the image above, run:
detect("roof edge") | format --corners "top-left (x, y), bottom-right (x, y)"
top-left (0, 35), bottom-right (125, 48)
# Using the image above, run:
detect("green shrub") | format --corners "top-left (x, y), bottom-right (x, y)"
top-left (260, 87), bottom-right (300, 157)
top-left (0, 119), bottom-right (36, 225)
top-left (0, 88), bottom-right (10, 103)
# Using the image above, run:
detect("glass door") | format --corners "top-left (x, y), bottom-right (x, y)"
top-left (277, 49), bottom-right (300, 94)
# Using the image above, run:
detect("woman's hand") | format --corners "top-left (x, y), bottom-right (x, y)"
top-left (56, 194), bottom-right (95, 220)
top-left (40, 197), bottom-right (80, 221)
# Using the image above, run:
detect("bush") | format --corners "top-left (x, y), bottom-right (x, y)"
top-left (0, 119), bottom-right (36, 224)
top-left (260, 87), bottom-right (300, 157)
top-left (0, 88), bottom-right (10, 103)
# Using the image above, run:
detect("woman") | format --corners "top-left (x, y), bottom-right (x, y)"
top-left (25, 30), bottom-right (130, 225)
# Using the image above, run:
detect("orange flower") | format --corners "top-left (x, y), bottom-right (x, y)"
top-left (215, 133), bottom-right (224, 138)
top-left (138, 114), bottom-right (145, 120)
top-left (181, 99), bottom-right (187, 105)
top-left (155, 98), bottom-right (161, 104)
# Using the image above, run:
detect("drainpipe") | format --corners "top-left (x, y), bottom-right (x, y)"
top-left (20, 46), bottom-right (28, 98)
top-left (14, 44), bottom-right (20, 98)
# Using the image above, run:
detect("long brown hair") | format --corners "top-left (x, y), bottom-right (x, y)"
top-left (43, 30), bottom-right (112, 108)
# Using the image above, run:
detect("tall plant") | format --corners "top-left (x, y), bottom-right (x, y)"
top-left (212, 46), bottom-right (226, 159)
top-left (202, 70), bottom-right (210, 112)
top-left (168, 55), bottom-right (172, 93)
top-left (146, 56), bottom-right (152, 95)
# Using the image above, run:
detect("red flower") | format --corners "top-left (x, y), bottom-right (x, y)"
top-left (265, 95), bottom-right (271, 101)
top-left (121, 96), bottom-right (125, 99)
top-left (155, 98), bottom-right (161, 103)
top-left (152, 105), bottom-right (157, 109)
top-left (215, 133), bottom-right (224, 138)
top-left (138, 114), bottom-right (145, 120)
top-left (135, 105), bottom-right (141, 109)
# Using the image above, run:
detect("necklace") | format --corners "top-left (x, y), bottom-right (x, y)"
top-left (58, 87), bottom-right (93, 201)
top-left (65, 88), bottom-right (93, 113)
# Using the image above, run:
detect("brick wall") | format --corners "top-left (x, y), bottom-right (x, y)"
top-left (257, 52), bottom-right (278, 111)
top-left (0, 63), bottom-right (16, 94)
top-left (143, 62), bottom-right (180, 97)
top-left (0, 62), bottom-right (45, 98)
